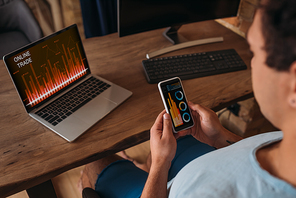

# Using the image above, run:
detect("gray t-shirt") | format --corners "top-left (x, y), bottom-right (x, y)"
top-left (168, 131), bottom-right (296, 198)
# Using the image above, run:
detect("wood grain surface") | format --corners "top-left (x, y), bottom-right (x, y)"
top-left (0, 20), bottom-right (252, 197)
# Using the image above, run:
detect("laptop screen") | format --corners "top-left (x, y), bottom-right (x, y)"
top-left (3, 25), bottom-right (90, 112)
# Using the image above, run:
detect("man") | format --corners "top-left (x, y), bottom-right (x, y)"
top-left (78, 0), bottom-right (296, 197)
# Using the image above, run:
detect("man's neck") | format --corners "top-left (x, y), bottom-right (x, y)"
top-left (256, 132), bottom-right (296, 187)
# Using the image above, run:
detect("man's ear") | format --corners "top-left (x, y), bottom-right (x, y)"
top-left (288, 61), bottom-right (296, 108)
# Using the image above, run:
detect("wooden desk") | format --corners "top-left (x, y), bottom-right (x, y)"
top-left (0, 20), bottom-right (252, 197)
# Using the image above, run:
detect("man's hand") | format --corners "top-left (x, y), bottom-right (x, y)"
top-left (150, 110), bottom-right (177, 169)
top-left (175, 102), bottom-right (242, 148)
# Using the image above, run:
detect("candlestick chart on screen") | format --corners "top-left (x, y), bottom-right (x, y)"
top-left (8, 28), bottom-right (88, 108)
top-left (167, 92), bottom-right (183, 127)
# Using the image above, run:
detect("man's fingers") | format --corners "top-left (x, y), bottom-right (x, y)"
top-left (188, 101), bottom-right (202, 113)
top-left (162, 113), bottom-right (173, 138)
top-left (188, 101), bottom-right (211, 118)
top-left (151, 110), bottom-right (166, 131)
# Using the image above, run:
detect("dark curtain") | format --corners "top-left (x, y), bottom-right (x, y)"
top-left (80, 0), bottom-right (117, 38)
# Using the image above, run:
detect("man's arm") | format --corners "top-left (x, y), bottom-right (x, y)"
top-left (141, 162), bottom-right (170, 198)
top-left (212, 126), bottom-right (243, 148)
top-left (141, 112), bottom-right (176, 198)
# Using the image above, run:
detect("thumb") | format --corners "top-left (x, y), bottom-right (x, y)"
top-left (162, 113), bottom-right (173, 137)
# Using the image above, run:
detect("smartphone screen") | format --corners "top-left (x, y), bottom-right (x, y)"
top-left (158, 77), bottom-right (194, 132)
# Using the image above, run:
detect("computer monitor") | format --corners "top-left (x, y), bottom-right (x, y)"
top-left (118, 0), bottom-right (241, 45)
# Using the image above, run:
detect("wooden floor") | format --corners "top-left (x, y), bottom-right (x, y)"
top-left (7, 141), bottom-right (150, 198)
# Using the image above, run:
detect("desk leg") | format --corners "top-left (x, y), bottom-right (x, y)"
top-left (26, 180), bottom-right (58, 198)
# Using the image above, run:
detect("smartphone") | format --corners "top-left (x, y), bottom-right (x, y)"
top-left (158, 77), bottom-right (194, 133)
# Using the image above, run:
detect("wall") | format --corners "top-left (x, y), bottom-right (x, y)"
top-left (25, 0), bottom-right (84, 39)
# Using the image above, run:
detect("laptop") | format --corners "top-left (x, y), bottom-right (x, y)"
top-left (3, 24), bottom-right (132, 142)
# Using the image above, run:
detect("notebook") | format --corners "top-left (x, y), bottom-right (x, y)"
top-left (3, 24), bottom-right (132, 142)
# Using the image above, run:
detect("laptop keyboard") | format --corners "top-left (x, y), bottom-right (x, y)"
top-left (36, 76), bottom-right (111, 126)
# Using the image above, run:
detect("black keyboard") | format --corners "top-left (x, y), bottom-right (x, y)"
top-left (142, 49), bottom-right (247, 84)
top-left (36, 76), bottom-right (111, 126)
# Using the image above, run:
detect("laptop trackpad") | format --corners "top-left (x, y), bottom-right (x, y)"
top-left (73, 97), bottom-right (117, 125)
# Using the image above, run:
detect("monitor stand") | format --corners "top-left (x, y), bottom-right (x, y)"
top-left (163, 25), bottom-right (188, 44)
top-left (146, 25), bottom-right (224, 59)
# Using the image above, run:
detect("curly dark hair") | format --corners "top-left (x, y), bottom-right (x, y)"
top-left (259, 0), bottom-right (296, 71)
